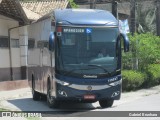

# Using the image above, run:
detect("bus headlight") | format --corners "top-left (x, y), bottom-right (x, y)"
top-left (58, 90), bottom-right (68, 97)
top-left (56, 79), bottom-right (70, 86)
top-left (109, 79), bottom-right (122, 86)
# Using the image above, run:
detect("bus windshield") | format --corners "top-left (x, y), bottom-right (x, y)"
top-left (56, 27), bottom-right (119, 77)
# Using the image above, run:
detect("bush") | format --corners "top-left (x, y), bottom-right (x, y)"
top-left (122, 33), bottom-right (160, 71)
top-left (144, 64), bottom-right (160, 87)
top-left (122, 70), bottom-right (146, 91)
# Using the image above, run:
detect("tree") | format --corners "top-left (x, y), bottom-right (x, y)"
top-left (69, 0), bottom-right (79, 8)
top-left (122, 33), bottom-right (160, 71)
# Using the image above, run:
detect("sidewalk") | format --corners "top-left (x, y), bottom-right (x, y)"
top-left (0, 80), bottom-right (29, 91)
top-left (113, 85), bottom-right (160, 106)
top-left (0, 88), bottom-right (31, 101)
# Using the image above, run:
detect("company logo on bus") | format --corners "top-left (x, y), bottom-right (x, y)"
top-left (83, 75), bottom-right (98, 78)
top-left (87, 85), bottom-right (92, 91)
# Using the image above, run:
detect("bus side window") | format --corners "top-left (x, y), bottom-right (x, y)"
top-left (28, 39), bottom-right (35, 49)
top-left (44, 41), bottom-right (49, 48)
top-left (37, 41), bottom-right (44, 49)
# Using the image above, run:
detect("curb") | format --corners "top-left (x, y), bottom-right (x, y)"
top-left (0, 80), bottom-right (29, 91)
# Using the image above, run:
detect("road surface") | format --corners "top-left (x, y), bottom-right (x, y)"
top-left (0, 86), bottom-right (160, 120)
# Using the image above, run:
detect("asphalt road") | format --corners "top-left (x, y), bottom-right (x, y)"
top-left (0, 86), bottom-right (160, 120)
top-left (43, 93), bottom-right (160, 120)
top-left (58, 93), bottom-right (160, 120)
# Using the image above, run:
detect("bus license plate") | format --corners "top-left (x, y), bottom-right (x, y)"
top-left (84, 95), bottom-right (96, 100)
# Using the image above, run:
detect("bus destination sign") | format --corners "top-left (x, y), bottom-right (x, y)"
top-left (63, 28), bottom-right (85, 33)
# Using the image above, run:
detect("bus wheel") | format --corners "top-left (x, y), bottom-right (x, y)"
top-left (32, 76), bottom-right (40, 101)
top-left (47, 81), bottom-right (60, 108)
top-left (99, 99), bottom-right (114, 108)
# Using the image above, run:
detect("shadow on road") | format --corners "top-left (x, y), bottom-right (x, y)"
top-left (7, 97), bottom-right (98, 117)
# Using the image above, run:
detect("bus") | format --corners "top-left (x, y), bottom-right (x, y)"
top-left (28, 9), bottom-right (129, 108)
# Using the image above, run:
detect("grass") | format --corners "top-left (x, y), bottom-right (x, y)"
top-left (0, 108), bottom-right (9, 111)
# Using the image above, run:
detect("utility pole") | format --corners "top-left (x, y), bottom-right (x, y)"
top-left (130, 0), bottom-right (138, 70)
top-left (130, 0), bottom-right (136, 36)
top-left (156, 0), bottom-right (160, 36)
top-left (90, 0), bottom-right (96, 9)
top-left (112, 0), bottom-right (118, 19)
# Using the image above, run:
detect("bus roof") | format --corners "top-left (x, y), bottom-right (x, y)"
top-left (54, 9), bottom-right (118, 26)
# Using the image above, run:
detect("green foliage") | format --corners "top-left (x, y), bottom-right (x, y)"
top-left (122, 50), bottom-right (132, 69)
top-left (144, 64), bottom-right (160, 87)
top-left (122, 33), bottom-right (160, 71)
top-left (122, 33), bottom-right (160, 90)
top-left (138, 34), bottom-right (160, 69)
top-left (68, 0), bottom-right (79, 8)
top-left (122, 70), bottom-right (146, 91)
top-left (0, 108), bottom-right (9, 111)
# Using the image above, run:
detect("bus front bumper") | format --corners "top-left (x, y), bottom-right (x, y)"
top-left (54, 80), bottom-right (122, 101)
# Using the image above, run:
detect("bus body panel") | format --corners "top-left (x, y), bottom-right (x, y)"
top-left (54, 9), bottom-right (118, 26)
top-left (28, 18), bottom-right (56, 95)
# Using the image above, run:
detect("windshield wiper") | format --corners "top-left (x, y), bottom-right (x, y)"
top-left (87, 64), bottom-right (111, 76)
top-left (63, 67), bottom-right (97, 76)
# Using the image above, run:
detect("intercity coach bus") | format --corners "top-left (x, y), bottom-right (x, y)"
top-left (28, 9), bottom-right (129, 108)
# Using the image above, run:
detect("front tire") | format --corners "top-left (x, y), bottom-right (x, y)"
top-left (99, 99), bottom-right (114, 108)
top-left (47, 80), bottom-right (60, 108)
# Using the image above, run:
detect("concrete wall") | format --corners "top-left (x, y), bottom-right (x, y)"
top-left (0, 15), bottom-right (51, 81)
top-left (0, 15), bottom-right (53, 91)
top-left (11, 27), bottom-right (21, 80)
top-left (0, 15), bottom-right (21, 81)
top-left (0, 15), bottom-right (29, 91)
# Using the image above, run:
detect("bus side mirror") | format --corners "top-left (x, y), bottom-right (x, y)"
top-left (49, 32), bottom-right (55, 51)
top-left (120, 33), bottom-right (129, 52)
